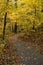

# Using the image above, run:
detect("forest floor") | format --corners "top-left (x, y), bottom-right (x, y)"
top-left (0, 32), bottom-right (43, 65)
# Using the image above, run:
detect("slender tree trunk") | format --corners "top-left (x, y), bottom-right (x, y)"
top-left (14, 22), bottom-right (17, 33)
top-left (2, 0), bottom-right (9, 40)
top-left (33, 6), bottom-right (36, 30)
top-left (14, 0), bottom-right (18, 33)
top-left (3, 12), bottom-right (7, 40)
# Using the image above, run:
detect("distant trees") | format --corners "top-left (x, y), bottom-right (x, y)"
top-left (31, 0), bottom-right (42, 30)
top-left (0, 0), bottom-right (42, 39)
top-left (12, 0), bottom-right (18, 33)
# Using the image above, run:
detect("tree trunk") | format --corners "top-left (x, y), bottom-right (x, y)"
top-left (14, 22), bottom-right (17, 33)
top-left (3, 12), bottom-right (7, 40)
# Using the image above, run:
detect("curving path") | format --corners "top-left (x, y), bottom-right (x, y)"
top-left (2, 34), bottom-right (43, 65)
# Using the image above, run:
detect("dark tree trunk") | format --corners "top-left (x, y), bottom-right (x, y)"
top-left (14, 22), bottom-right (17, 33)
top-left (41, 9), bottom-right (43, 12)
top-left (3, 12), bottom-right (7, 40)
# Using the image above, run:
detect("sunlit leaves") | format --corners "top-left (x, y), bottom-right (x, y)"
top-left (0, 0), bottom-right (43, 25)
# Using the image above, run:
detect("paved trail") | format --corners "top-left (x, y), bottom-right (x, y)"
top-left (2, 34), bottom-right (43, 65)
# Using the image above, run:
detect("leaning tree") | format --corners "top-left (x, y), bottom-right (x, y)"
top-left (3, 0), bottom-right (9, 40)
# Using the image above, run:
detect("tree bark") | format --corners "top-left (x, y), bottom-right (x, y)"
top-left (14, 22), bottom-right (17, 33)
top-left (3, 12), bottom-right (7, 40)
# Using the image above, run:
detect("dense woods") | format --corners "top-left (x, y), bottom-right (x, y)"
top-left (0, 0), bottom-right (43, 65)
